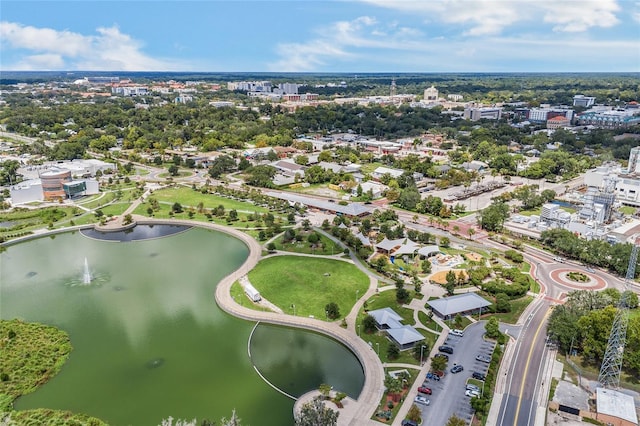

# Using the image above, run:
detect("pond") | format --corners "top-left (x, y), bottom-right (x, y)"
top-left (1, 226), bottom-right (364, 425)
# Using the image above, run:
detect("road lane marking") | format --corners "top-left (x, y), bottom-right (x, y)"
top-left (514, 308), bottom-right (551, 426)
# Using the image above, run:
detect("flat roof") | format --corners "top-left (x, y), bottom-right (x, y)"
top-left (596, 388), bottom-right (638, 425)
top-left (427, 293), bottom-right (492, 317)
top-left (264, 191), bottom-right (372, 216)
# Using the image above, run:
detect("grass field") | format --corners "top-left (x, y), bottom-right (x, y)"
top-left (149, 186), bottom-right (270, 213)
top-left (274, 232), bottom-right (343, 256)
top-left (247, 256), bottom-right (369, 321)
top-left (372, 368), bottom-right (421, 424)
top-left (417, 311), bottom-right (443, 333)
top-left (487, 295), bottom-right (533, 324)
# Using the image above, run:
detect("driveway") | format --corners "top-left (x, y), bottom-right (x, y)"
top-left (417, 321), bottom-right (496, 426)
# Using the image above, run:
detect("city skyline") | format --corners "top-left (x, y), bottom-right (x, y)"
top-left (1, 0), bottom-right (639, 73)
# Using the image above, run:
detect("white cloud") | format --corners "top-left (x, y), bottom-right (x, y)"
top-left (0, 21), bottom-right (183, 70)
top-left (268, 16), bottom-right (435, 71)
top-left (361, 0), bottom-right (623, 34)
top-left (541, 0), bottom-right (620, 32)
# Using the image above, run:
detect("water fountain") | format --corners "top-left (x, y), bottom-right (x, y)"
top-left (83, 257), bottom-right (92, 284)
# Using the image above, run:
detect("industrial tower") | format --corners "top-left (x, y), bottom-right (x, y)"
top-left (597, 241), bottom-right (638, 388)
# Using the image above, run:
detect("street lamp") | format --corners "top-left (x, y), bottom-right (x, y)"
top-left (356, 289), bottom-right (359, 302)
top-left (291, 304), bottom-right (296, 316)
top-left (420, 345), bottom-right (427, 366)
top-left (357, 324), bottom-right (361, 337)
top-left (375, 342), bottom-right (380, 357)
top-left (325, 310), bottom-right (329, 321)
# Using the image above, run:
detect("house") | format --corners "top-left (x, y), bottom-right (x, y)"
top-left (371, 166), bottom-right (405, 181)
top-left (368, 308), bottom-right (424, 350)
top-left (272, 160), bottom-right (306, 177)
top-left (352, 181), bottom-right (386, 199)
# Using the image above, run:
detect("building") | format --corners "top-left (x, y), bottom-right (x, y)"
top-left (464, 107), bottom-right (502, 121)
top-left (595, 388), bottom-right (638, 426)
top-left (628, 146), bottom-right (640, 174)
top-left (573, 95), bottom-right (596, 107)
top-left (547, 116), bottom-right (571, 129)
top-left (447, 94), bottom-right (463, 102)
top-left (577, 110), bottom-right (640, 129)
top-left (427, 293), bottom-right (492, 320)
top-left (368, 308), bottom-right (424, 350)
top-left (371, 166), bottom-right (405, 181)
top-left (424, 86), bottom-right (439, 102)
top-left (527, 107), bottom-right (574, 123)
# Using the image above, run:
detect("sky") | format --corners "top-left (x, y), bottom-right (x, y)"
top-left (1, 0), bottom-right (639, 73)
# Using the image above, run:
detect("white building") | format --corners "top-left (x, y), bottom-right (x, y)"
top-left (573, 94), bottom-right (596, 107)
top-left (629, 146), bottom-right (640, 174)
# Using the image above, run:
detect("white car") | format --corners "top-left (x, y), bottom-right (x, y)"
top-left (465, 389), bottom-right (480, 398)
top-left (449, 329), bottom-right (464, 337)
top-left (414, 395), bottom-right (430, 405)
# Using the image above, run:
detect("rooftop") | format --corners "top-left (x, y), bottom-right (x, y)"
top-left (596, 388), bottom-right (638, 425)
top-left (427, 293), bottom-right (492, 317)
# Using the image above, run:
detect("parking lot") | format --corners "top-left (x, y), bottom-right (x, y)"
top-left (415, 321), bottom-right (496, 426)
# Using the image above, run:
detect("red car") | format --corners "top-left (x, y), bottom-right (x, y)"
top-left (418, 386), bottom-right (432, 395)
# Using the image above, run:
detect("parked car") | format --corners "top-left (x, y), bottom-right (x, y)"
top-left (414, 395), bottom-right (430, 405)
top-left (418, 386), bottom-right (432, 395)
top-left (465, 389), bottom-right (481, 398)
top-left (466, 384), bottom-right (480, 392)
top-left (449, 329), bottom-right (464, 337)
top-left (472, 372), bottom-right (486, 381)
top-left (553, 257), bottom-right (565, 263)
top-left (434, 353), bottom-right (449, 361)
top-left (425, 372), bottom-right (441, 381)
top-left (401, 421), bottom-right (418, 426)
top-left (439, 345), bottom-right (454, 354)
top-left (451, 364), bottom-right (464, 374)
top-left (476, 354), bottom-right (491, 363)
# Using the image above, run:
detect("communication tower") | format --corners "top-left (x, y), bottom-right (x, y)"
top-left (597, 240), bottom-right (638, 388)
top-left (390, 78), bottom-right (397, 97)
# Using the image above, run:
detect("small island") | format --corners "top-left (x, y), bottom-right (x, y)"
top-left (0, 319), bottom-right (107, 425)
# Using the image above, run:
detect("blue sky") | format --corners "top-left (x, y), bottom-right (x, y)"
top-left (1, 0), bottom-right (639, 72)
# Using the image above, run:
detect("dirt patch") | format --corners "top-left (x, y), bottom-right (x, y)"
top-left (464, 252), bottom-right (483, 262)
top-left (429, 269), bottom-right (469, 284)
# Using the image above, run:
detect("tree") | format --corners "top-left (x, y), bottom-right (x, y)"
top-left (168, 164), bottom-right (179, 176)
top-left (479, 201), bottom-right (509, 232)
top-left (387, 343), bottom-right (400, 360)
top-left (318, 383), bottom-right (332, 399)
top-left (421, 259), bottom-right (432, 274)
top-left (485, 316), bottom-right (501, 339)
top-left (440, 236), bottom-right (450, 248)
top-left (295, 396), bottom-right (339, 426)
top-left (122, 214), bottom-right (133, 225)
top-left (208, 155), bottom-right (236, 178)
top-left (468, 228), bottom-right (476, 240)
top-left (431, 355), bottom-right (447, 372)
top-left (406, 404), bottom-right (422, 422)
top-left (266, 242), bottom-right (276, 252)
top-left (495, 293), bottom-right (511, 313)
top-left (172, 202), bottom-right (183, 213)
top-left (445, 415), bottom-right (466, 426)
top-left (362, 314), bottom-right (377, 334)
top-left (325, 302), bottom-right (340, 320)
top-left (396, 287), bottom-right (410, 304)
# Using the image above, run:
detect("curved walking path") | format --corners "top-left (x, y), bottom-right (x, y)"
top-left (132, 217), bottom-right (385, 426)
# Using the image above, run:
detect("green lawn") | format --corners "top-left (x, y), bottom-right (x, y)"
top-left (99, 202), bottom-right (131, 217)
top-left (274, 231), bottom-right (343, 256)
top-left (360, 162), bottom-right (384, 174)
top-left (487, 295), bottom-right (534, 324)
top-left (620, 206), bottom-right (637, 215)
top-left (247, 256), bottom-right (369, 321)
top-left (149, 186), bottom-right (270, 213)
top-left (365, 290), bottom-right (416, 325)
top-left (417, 311), bottom-right (443, 333)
